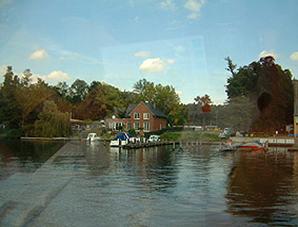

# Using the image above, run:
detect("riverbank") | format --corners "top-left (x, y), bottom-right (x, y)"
top-left (21, 136), bottom-right (75, 141)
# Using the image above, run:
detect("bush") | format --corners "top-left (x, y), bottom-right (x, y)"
top-left (128, 128), bottom-right (137, 137)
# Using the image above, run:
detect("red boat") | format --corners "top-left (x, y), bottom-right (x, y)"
top-left (238, 142), bottom-right (267, 152)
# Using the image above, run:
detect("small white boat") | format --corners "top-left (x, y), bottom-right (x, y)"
top-left (86, 133), bottom-right (100, 142)
top-left (148, 135), bottom-right (160, 142)
top-left (110, 132), bottom-right (129, 147)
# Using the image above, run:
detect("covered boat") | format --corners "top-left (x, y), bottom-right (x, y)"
top-left (110, 132), bottom-right (130, 147)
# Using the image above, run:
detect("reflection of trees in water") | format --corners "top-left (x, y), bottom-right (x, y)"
top-left (226, 152), bottom-right (295, 224)
top-left (116, 146), bottom-right (179, 192)
top-left (0, 140), bottom-right (64, 179)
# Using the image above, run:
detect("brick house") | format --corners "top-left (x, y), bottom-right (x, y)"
top-left (106, 101), bottom-right (168, 132)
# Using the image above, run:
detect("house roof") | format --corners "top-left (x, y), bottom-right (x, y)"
top-left (125, 102), bottom-right (167, 119)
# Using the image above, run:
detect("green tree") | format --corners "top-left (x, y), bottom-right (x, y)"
top-left (15, 77), bottom-right (56, 131)
top-left (75, 82), bottom-right (125, 120)
top-left (133, 79), bottom-right (187, 125)
top-left (54, 82), bottom-right (70, 99)
top-left (34, 101), bottom-right (71, 137)
top-left (21, 69), bottom-right (32, 87)
top-left (225, 57), bottom-right (294, 132)
top-left (69, 79), bottom-right (89, 103)
top-left (0, 66), bottom-right (22, 129)
top-left (225, 56), bottom-right (237, 77)
top-left (133, 79), bottom-right (156, 103)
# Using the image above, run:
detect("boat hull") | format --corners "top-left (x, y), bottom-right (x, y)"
top-left (238, 145), bottom-right (266, 152)
top-left (110, 140), bottom-right (128, 147)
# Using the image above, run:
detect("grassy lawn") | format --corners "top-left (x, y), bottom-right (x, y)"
top-left (160, 130), bottom-right (221, 142)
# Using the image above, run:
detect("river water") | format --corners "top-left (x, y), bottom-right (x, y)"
top-left (1, 141), bottom-right (298, 226)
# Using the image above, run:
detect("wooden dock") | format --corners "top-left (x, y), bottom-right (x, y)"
top-left (232, 137), bottom-right (296, 147)
top-left (122, 140), bottom-right (220, 150)
top-left (122, 141), bottom-right (175, 149)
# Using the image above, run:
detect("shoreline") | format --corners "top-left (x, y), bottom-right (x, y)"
top-left (21, 137), bottom-right (75, 141)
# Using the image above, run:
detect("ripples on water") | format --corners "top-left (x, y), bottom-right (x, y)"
top-left (1, 141), bottom-right (298, 226)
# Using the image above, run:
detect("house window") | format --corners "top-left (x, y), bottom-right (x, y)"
top-left (134, 112), bottom-right (140, 119)
top-left (116, 122), bottom-right (123, 130)
top-left (134, 121), bottom-right (140, 129)
top-left (143, 113), bottom-right (150, 120)
top-left (143, 121), bottom-right (150, 131)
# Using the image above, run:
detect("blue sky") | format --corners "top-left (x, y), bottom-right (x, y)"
top-left (1, 0), bottom-right (298, 104)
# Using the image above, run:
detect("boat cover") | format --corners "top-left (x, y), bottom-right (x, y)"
top-left (115, 132), bottom-right (129, 141)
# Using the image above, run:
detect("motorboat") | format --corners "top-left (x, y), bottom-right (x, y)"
top-left (129, 137), bottom-right (141, 143)
top-left (86, 133), bottom-right (100, 142)
top-left (110, 132), bottom-right (130, 147)
top-left (148, 135), bottom-right (160, 142)
top-left (238, 141), bottom-right (268, 152)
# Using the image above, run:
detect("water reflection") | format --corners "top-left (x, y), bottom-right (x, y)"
top-left (0, 140), bottom-right (64, 179)
top-left (85, 142), bottom-right (111, 175)
top-left (226, 151), bottom-right (298, 225)
top-left (2, 141), bottom-right (298, 225)
top-left (115, 147), bottom-right (179, 192)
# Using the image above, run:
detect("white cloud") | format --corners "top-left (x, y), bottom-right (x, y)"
top-left (134, 51), bottom-right (151, 58)
top-left (47, 70), bottom-right (70, 81)
top-left (29, 74), bottom-right (46, 84)
top-left (290, 52), bottom-right (298, 61)
top-left (139, 57), bottom-right (175, 73)
top-left (27, 71), bottom-right (70, 83)
top-left (184, 0), bottom-right (205, 20)
top-left (176, 90), bottom-right (183, 96)
top-left (259, 50), bottom-right (277, 59)
top-left (29, 49), bottom-right (48, 60)
top-left (161, 0), bottom-right (176, 10)
top-left (166, 59), bottom-right (176, 64)
top-left (1, 67), bottom-right (70, 84)
top-left (0, 65), bottom-right (7, 76)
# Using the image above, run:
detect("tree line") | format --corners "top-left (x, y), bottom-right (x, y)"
top-left (187, 56), bottom-right (294, 134)
top-left (0, 56), bottom-right (294, 138)
top-left (0, 67), bottom-right (187, 137)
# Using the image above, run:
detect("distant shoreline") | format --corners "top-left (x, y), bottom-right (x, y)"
top-left (20, 137), bottom-right (76, 141)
